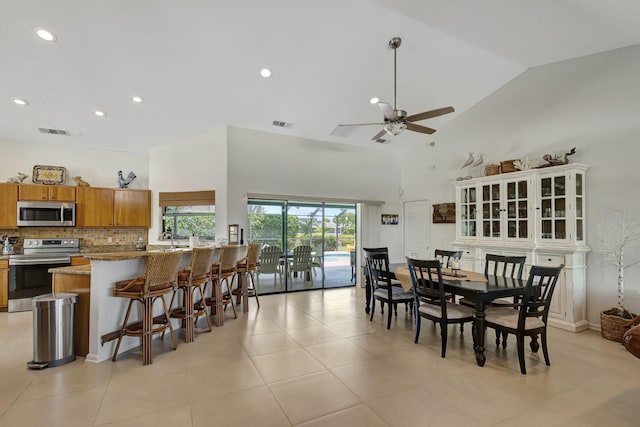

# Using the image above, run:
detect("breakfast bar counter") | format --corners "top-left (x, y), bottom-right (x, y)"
top-left (82, 249), bottom-right (193, 363)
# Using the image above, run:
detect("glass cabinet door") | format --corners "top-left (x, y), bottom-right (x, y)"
top-left (576, 173), bottom-right (584, 241)
top-left (460, 187), bottom-right (476, 237)
top-left (540, 175), bottom-right (567, 240)
top-left (482, 183), bottom-right (501, 238)
top-left (506, 179), bottom-right (528, 239)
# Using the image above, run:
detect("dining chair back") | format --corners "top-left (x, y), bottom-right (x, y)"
top-left (484, 264), bottom-right (563, 374)
top-left (363, 248), bottom-right (413, 329)
top-left (406, 257), bottom-right (475, 357)
top-left (434, 249), bottom-right (463, 268)
top-left (484, 254), bottom-right (526, 278)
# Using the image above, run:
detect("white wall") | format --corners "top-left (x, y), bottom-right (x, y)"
top-left (400, 45), bottom-right (640, 327)
top-left (0, 139), bottom-right (148, 188)
top-left (147, 126), bottom-right (228, 243)
top-left (226, 127), bottom-right (404, 261)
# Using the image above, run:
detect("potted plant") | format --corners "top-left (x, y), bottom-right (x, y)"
top-left (598, 204), bottom-right (640, 341)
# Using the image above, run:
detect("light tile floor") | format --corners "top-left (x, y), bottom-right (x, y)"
top-left (1, 287), bottom-right (640, 426)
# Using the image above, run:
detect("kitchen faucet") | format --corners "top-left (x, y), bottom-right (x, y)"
top-left (161, 228), bottom-right (175, 249)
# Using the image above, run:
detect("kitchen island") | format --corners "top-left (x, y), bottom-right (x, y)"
top-left (82, 249), bottom-right (193, 363)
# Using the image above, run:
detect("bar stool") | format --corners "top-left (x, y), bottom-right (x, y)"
top-left (232, 243), bottom-right (262, 311)
top-left (168, 247), bottom-right (215, 343)
top-left (111, 252), bottom-right (182, 365)
top-left (205, 245), bottom-right (239, 326)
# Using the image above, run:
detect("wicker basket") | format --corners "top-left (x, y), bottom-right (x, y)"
top-left (500, 159), bottom-right (518, 173)
top-left (600, 309), bottom-right (640, 342)
top-left (484, 164), bottom-right (500, 176)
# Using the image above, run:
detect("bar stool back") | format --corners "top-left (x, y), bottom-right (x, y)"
top-left (111, 251), bottom-right (182, 365)
top-left (169, 247), bottom-right (216, 342)
top-left (206, 245), bottom-right (239, 325)
top-left (233, 243), bottom-right (262, 309)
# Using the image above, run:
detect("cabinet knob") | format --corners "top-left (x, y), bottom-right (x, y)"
top-left (548, 258), bottom-right (552, 261)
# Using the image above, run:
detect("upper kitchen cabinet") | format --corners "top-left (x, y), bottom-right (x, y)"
top-left (0, 183), bottom-right (18, 228)
top-left (76, 187), bottom-right (115, 227)
top-left (114, 189), bottom-right (151, 227)
top-left (76, 187), bottom-right (151, 228)
top-left (19, 184), bottom-right (76, 201)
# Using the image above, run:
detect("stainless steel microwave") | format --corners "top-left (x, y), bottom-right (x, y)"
top-left (17, 201), bottom-right (76, 227)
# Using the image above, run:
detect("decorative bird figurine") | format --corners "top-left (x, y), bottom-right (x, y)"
top-left (117, 170), bottom-right (137, 188)
top-left (471, 153), bottom-right (484, 167)
top-left (461, 153), bottom-right (475, 169)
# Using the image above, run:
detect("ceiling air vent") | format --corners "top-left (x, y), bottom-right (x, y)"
top-left (329, 125), bottom-right (352, 137)
top-left (272, 120), bottom-right (292, 128)
top-left (38, 127), bottom-right (70, 136)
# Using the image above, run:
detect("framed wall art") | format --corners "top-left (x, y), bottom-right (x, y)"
top-left (381, 214), bottom-right (399, 225)
top-left (432, 203), bottom-right (456, 223)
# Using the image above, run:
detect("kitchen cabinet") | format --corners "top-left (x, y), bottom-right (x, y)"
top-left (114, 189), bottom-right (151, 227)
top-left (19, 184), bottom-right (76, 201)
top-left (0, 259), bottom-right (8, 311)
top-left (71, 256), bottom-right (90, 266)
top-left (76, 187), bottom-right (151, 228)
top-left (453, 163), bottom-right (590, 332)
top-left (0, 183), bottom-right (18, 228)
top-left (76, 187), bottom-right (115, 227)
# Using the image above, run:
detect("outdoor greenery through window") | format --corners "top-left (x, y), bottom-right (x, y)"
top-left (162, 205), bottom-right (215, 239)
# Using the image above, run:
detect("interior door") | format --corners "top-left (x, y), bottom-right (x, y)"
top-left (403, 200), bottom-right (430, 259)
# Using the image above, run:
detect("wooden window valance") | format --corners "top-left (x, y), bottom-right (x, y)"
top-left (159, 190), bottom-right (215, 207)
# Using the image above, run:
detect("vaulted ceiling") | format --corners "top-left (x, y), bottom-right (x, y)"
top-left (2, 0), bottom-right (640, 152)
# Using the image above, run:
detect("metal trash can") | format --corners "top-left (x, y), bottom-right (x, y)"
top-left (28, 293), bottom-right (77, 369)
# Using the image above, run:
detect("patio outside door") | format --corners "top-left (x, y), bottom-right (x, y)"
top-left (247, 199), bottom-right (356, 294)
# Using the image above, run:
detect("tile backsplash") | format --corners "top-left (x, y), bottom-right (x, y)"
top-left (0, 227), bottom-right (147, 250)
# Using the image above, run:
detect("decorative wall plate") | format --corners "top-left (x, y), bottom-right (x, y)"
top-left (32, 165), bottom-right (67, 185)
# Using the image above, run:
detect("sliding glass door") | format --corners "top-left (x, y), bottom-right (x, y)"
top-left (248, 199), bottom-right (356, 294)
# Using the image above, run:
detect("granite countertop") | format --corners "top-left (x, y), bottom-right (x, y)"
top-left (83, 248), bottom-right (193, 261)
top-left (48, 264), bottom-right (91, 275)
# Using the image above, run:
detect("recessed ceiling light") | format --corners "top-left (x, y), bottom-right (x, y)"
top-left (260, 68), bottom-right (272, 78)
top-left (132, 96), bottom-right (143, 103)
top-left (12, 97), bottom-right (29, 106)
top-left (369, 97), bottom-right (379, 104)
top-left (93, 110), bottom-right (107, 117)
top-left (35, 28), bottom-right (57, 42)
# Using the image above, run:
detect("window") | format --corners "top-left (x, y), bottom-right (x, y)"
top-left (162, 205), bottom-right (215, 239)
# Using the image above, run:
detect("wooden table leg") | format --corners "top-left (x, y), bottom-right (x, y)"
top-left (472, 302), bottom-right (487, 367)
top-left (364, 270), bottom-right (371, 314)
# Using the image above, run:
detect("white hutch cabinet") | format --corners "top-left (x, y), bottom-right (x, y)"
top-left (453, 163), bottom-right (590, 332)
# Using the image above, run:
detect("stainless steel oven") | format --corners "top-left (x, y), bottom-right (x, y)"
top-left (8, 238), bottom-right (80, 312)
top-left (17, 201), bottom-right (76, 227)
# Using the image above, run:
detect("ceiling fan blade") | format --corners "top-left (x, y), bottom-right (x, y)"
top-left (371, 129), bottom-right (388, 141)
top-left (338, 122), bottom-right (386, 127)
top-left (377, 102), bottom-right (397, 121)
top-left (406, 122), bottom-right (436, 135)
top-left (405, 106), bottom-right (455, 123)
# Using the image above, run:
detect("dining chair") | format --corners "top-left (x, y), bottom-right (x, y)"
top-left (363, 248), bottom-right (414, 330)
top-left (257, 245), bottom-right (283, 288)
top-left (484, 264), bottom-right (563, 374)
top-left (406, 257), bottom-right (475, 357)
top-left (434, 249), bottom-right (463, 268)
top-left (460, 254), bottom-right (526, 307)
top-left (289, 245), bottom-right (313, 286)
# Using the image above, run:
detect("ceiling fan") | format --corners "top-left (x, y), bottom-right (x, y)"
top-left (341, 37), bottom-right (455, 141)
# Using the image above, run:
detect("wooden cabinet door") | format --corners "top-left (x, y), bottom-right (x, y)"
top-left (114, 190), bottom-right (151, 227)
top-left (76, 187), bottom-right (114, 227)
top-left (71, 256), bottom-right (90, 266)
top-left (0, 260), bottom-right (8, 310)
top-left (18, 184), bottom-right (48, 201)
top-left (49, 186), bottom-right (76, 201)
top-left (0, 184), bottom-right (18, 228)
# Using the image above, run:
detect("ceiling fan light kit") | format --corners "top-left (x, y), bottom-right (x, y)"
top-left (339, 36), bottom-right (455, 142)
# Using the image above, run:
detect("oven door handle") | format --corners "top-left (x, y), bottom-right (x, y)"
top-left (61, 206), bottom-right (64, 224)
top-left (10, 258), bottom-right (71, 266)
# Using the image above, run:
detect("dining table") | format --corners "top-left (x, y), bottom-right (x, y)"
top-left (365, 262), bottom-right (527, 367)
